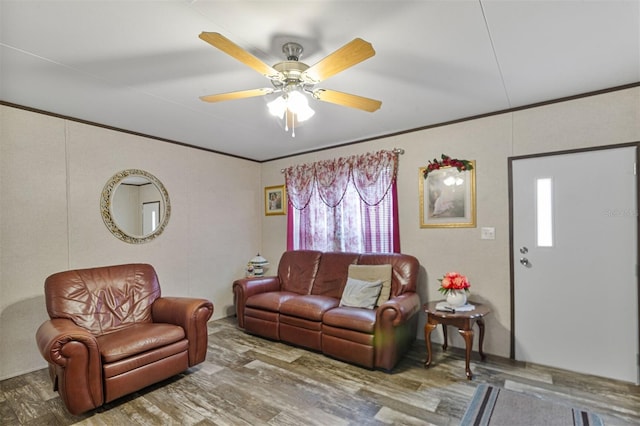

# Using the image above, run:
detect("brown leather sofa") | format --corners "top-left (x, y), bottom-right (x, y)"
top-left (35, 263), bottom-right (214, 415)
top-left (233, 250), bottom-right (421, 371)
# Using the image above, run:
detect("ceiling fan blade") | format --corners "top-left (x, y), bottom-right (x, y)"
top-left (303, 38), bottom-right (375, 83)
top-left (313, 89), bottom-right (381, 112)
top-left (200, 88), bottom-right (274, 103)
top-left (199, 32), bottom-right (279, 78)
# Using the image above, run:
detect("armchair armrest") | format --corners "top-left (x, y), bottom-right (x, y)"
top-left (152, 297), bottom-right (214, 366)
top-left (232, 276), bottom-right (280, 328)
top-left (35, 318), bottom-right (103, 415)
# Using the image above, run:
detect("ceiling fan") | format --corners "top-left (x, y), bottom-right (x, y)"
top-left (198, 32), bottom-right (382, 114)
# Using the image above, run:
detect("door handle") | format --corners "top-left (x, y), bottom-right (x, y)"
top-left (520, 257), bottom-right (531, 267)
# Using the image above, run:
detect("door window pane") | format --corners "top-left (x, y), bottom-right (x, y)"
top-left (536, 178), bottom-right (553, 247)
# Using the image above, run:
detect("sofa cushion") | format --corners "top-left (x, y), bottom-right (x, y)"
top-left (311, 252), bottom-right (360, 298)
top-left (278, 250), bottom-right (322, 295)
top-left (97, 323), bottom-right (185, 363)
top-left (339, 277), bottom-right (382, 309)
top-left (246, 291), bottom-right (298, 312)
top-left (347, 264), bottom-right (392, 306)
top-left (280, 295), bottom-right (340, 321)
top-left (358, 253), bottom-right (420, 296)
top-left (323, 306), bottom-right (377, 334)
top-left (102, 340), bottom-right (189, 378)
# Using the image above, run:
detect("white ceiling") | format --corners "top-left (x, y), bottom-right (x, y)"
top-left (1, 1), bottom-right (639, 162)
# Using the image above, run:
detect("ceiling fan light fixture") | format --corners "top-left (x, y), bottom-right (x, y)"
top-left (287, 91), bottom-right (315, 121)
top-left (267, 90), bottom-right (315, 129)
top-left (267, 95), bottom-right (287, 119)
top-left (267, 90), bottom-right (315, 137)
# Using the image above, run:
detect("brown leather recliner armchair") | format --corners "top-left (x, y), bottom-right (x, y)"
top-left (35, 263), bottom-right (213, 415)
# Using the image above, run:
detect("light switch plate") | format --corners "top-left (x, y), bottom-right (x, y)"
top-left (481, 227), bottom-right (495, 240)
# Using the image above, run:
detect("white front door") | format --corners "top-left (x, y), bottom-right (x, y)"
top-left (512, 146), bottom-right (638, 384)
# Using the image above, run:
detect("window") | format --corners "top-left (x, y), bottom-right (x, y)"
top-left (284, 150), bottom-right (400, 253)
top-left (536, 177), bottom-right (554, 247)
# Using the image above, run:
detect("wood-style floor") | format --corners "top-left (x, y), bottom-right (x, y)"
top-left (2, 317), bottom-right (639, 425)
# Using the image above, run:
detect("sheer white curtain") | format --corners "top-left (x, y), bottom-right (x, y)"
top-left (284, 150), bottom-right (400, 253)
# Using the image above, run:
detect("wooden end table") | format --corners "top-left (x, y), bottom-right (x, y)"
top-left (423, 301), bottom-right (490, 380)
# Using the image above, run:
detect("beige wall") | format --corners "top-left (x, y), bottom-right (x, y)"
top-left (260, 87), bottom-right (640, 358)
top-left (1, 87), bottom-right (638, 380)
top-left (0, 105), bottom-right (262, 380)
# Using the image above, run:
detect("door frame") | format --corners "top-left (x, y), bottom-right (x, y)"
top-left (508, 141), bottom-right (640, 360)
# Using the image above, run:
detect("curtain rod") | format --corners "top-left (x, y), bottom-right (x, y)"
top-left (280, 148), bottom-right (405, 173)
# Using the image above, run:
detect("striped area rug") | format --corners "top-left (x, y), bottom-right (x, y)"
top-left (461, 384), bottom-right (604, 426)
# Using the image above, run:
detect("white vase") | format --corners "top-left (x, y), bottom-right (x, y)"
top-left (446, 290), bottom-right (467, 308)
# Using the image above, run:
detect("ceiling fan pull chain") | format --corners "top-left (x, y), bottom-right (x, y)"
top-left (284, 111), bottom-right (289, 132)
top-left (291, 111), bottom-right (296, 137)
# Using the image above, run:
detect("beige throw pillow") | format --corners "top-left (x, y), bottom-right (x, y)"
top-left (348, 264), bottom-right (392, 307)
top-left (339, 278), bottom-right (383, 309)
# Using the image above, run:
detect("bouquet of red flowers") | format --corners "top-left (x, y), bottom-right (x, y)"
top-left (438, 272), bottom-right (470, 295)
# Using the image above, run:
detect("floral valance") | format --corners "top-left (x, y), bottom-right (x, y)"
top-left (284, 150), bottom-right (398, 210)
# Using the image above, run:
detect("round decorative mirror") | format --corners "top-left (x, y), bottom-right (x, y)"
top-left (100, 169), bottom-right (171, 244)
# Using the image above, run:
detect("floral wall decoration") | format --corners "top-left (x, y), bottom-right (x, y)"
top-left (419, 154), bottom-right (476, 228)
top-left (422, 154), bottom-right (474, 179)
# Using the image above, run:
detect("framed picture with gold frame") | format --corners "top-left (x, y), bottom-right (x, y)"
top-left (419, 162), bottom-right (476, 228)
top-left (265, 185), bottom-right (286, 216)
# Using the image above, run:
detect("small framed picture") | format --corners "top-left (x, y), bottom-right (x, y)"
top-left (265, 185), bottom-right (286, 216)
top-left (419, 162), bottom-right (476, 228)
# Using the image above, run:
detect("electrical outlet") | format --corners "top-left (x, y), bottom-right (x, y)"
top-left (481, 227), bottom-right (495, 240)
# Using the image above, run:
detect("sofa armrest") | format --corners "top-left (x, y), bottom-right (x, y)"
top-left (377, 292), bottom-right (421, 326)
top-left (374, 292), bottom-right (421, 371)
top-left (232, 276), bottom-right (280, 328)
top-left (35, 318), bottom-right (103, 415)
top-left (152, 297), bottom-right (214, 366)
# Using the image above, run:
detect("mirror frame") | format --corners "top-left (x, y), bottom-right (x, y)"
top-left (100, 169), bottom-right (171, 244)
